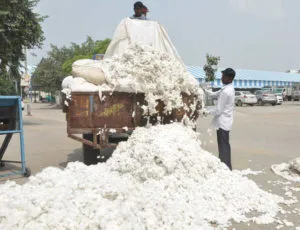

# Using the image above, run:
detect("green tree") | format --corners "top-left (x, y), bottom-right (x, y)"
top-left (0, 0), bottom-right (45, 78)
top-left (33, 58), bottom-right (62, 95)
top-left (33, 37), bottom-right (111, 93)
top-left (203, 54), bottom-right (220, 82)
top-left (0, 75), bottom-right (16, 95)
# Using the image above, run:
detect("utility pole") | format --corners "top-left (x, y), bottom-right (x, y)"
top-left (24, 48), bottom-right (32, 116)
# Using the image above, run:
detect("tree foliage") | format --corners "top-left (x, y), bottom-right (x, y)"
top-left (0, 0), bottom-right (45, 78)
top-left (203, 54), bottom-right (220, 82)
top-left (33, 37), bottom-right (111, 93)
top-left (0, 75), bottom-right (16, 95)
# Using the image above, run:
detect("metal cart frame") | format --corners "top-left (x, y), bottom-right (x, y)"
top-left (0, 96), bottom-right (30, 178)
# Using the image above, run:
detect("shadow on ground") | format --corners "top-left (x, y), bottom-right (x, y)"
top-left (0, 162), bottom-right (25, 182)
top-left (59, 147), bottom-right (116, 168)
top-left (23, 121), bottom-right (42, 126)
top-left (38, 104), bottom-right (62, 110)
top-left (59, 148), bottom-right (83, 168)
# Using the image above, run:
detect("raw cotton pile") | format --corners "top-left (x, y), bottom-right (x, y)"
top-left (271, 157), bottom-right (300, 182)
top-left (62, 43), bottom-right (203, 116)
top-left (0, 124), bottom-right (285, 229)
top-left (101, 43), bottom-right (202, 114)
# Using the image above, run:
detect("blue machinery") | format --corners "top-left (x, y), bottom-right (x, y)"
top-left (0, 96), bottom-right (30, 178)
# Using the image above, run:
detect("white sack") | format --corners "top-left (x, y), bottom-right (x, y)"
top-left (104, 18), bottom-right (184, 66)
top-left (61, 76), bottom-right (74, 89)
top-left (72, 59), bottom-right (106, 85)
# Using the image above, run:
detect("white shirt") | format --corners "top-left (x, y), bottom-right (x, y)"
top-left (205, 83), bottom-right (235, 131)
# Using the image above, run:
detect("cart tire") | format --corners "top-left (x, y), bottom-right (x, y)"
top-left (237, 100), bottom-right (242, 107)
top-left (82, 134), bottom-right (99, 166)
top-left (258, 99), bottom-right (263, 106)
top-left (108, 133), bottom-right (129, 144)
top-left (0, 162), bottom-right (5, 167)
top-left (23, 167), bottom-right (31, 177)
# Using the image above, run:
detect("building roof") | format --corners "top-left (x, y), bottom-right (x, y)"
top-left (187, 66), bottom-right (300, 83)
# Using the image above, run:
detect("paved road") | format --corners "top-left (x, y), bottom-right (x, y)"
top-left (0, 103), bottom-right (82, 183)
top-left (197, 102), bottom-right (300, 169)
top-left (0, 102), bottom-right (299, 229)
top-left (197, 102), bottom-right (300, 229)
top-left (198, 102), bottom-right (300, 169)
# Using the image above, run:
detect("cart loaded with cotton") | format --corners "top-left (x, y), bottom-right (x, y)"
top-left (61, 18), bottom-right (203, 165)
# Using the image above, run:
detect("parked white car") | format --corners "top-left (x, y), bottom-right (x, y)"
top-left (255, 90), bottom-right (277, 106)
top-left (235, 91), bottom-right (257, 106)
top-left (275, 95), bottom-right (283, 105)
top-left (271, 90), bottom-right (283, 105)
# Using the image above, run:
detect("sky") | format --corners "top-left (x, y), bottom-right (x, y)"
top-left (28, 0), bottom-right (300, 72)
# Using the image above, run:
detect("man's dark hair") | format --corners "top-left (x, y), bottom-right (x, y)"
top-left (134, 1), bottom-right (145, 9)
top-left (222, 68), bottom-right (236, 79)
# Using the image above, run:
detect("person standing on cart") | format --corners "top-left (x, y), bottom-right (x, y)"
top-left (130, 1), bottom-right (149, 20)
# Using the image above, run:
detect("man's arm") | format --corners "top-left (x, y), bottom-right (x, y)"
top-left (200, 84), bottom-right (221, 98)
top-left (208, 91), bottom-right (228, 116)
top-left (204, 89), bottom-right (221, 97)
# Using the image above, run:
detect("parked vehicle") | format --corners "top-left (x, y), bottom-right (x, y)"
top-left (272, 87), bottom-right (286, 100)
top-left (291, 84), bottom-right (300, 101)
top-left (235, 91), bottom-right (257, 106)
top-left (283, 84), bottom-right (300, 101)
top-left (275, 94), bottom-right (283, 105)
top-left (255, 90), bottom-right (277, 106)
top-left (270, 89), bottom-right (283, 105)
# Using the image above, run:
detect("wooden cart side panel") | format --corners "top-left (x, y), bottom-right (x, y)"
top-left (69, 94), bottom-right (92, 128)
top-left (92, 93), bottom-right (146, 128)
top-left (68, 92), bottom-right (146, 130)
top-left (67, 92), bottom-right (202, 131)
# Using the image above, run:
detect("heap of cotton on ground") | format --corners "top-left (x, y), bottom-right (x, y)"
top-left (0, 124), bottom-right (285, 229)
top-left (271, 157), bottom-right (300, 182)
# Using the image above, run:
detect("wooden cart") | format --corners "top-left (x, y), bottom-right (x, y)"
top-left (63, 91), bottom-right (201, 165)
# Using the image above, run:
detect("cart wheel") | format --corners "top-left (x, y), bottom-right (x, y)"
top-left (98, 147), bottom-right (115, 163)
top-left (0, 162), bottom-right (5, 167)
top-left (23, 167), bottom-right (31, 177)
top-left (83, 134), bottom-right (99, 166)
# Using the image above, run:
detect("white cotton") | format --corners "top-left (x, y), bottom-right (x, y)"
top-left (282, 219), bottom-right (294, 227)
top-left (0, 124), bottom-right (286, 229)
top-left (234, 168), bottom-right (263, 176)
top-left (207, 128), bottom-right (213, 136)
top-left (109, 129), bottom-right (116, 134)
top-left (61, 75), bottom-right (74, 89)
top-left (271, 157), bottom-right (300, 182)
top-left (62, 44), bottom-right (203, 117)
top-left (101, 44), bottom-right (203, 115)
top-left (290, 157), bottom-right (300, 173)
top-left (71, 82), bottom-right (98, 92)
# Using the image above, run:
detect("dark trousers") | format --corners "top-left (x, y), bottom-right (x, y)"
top-left (217, 128), bottom-right (232, 170)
